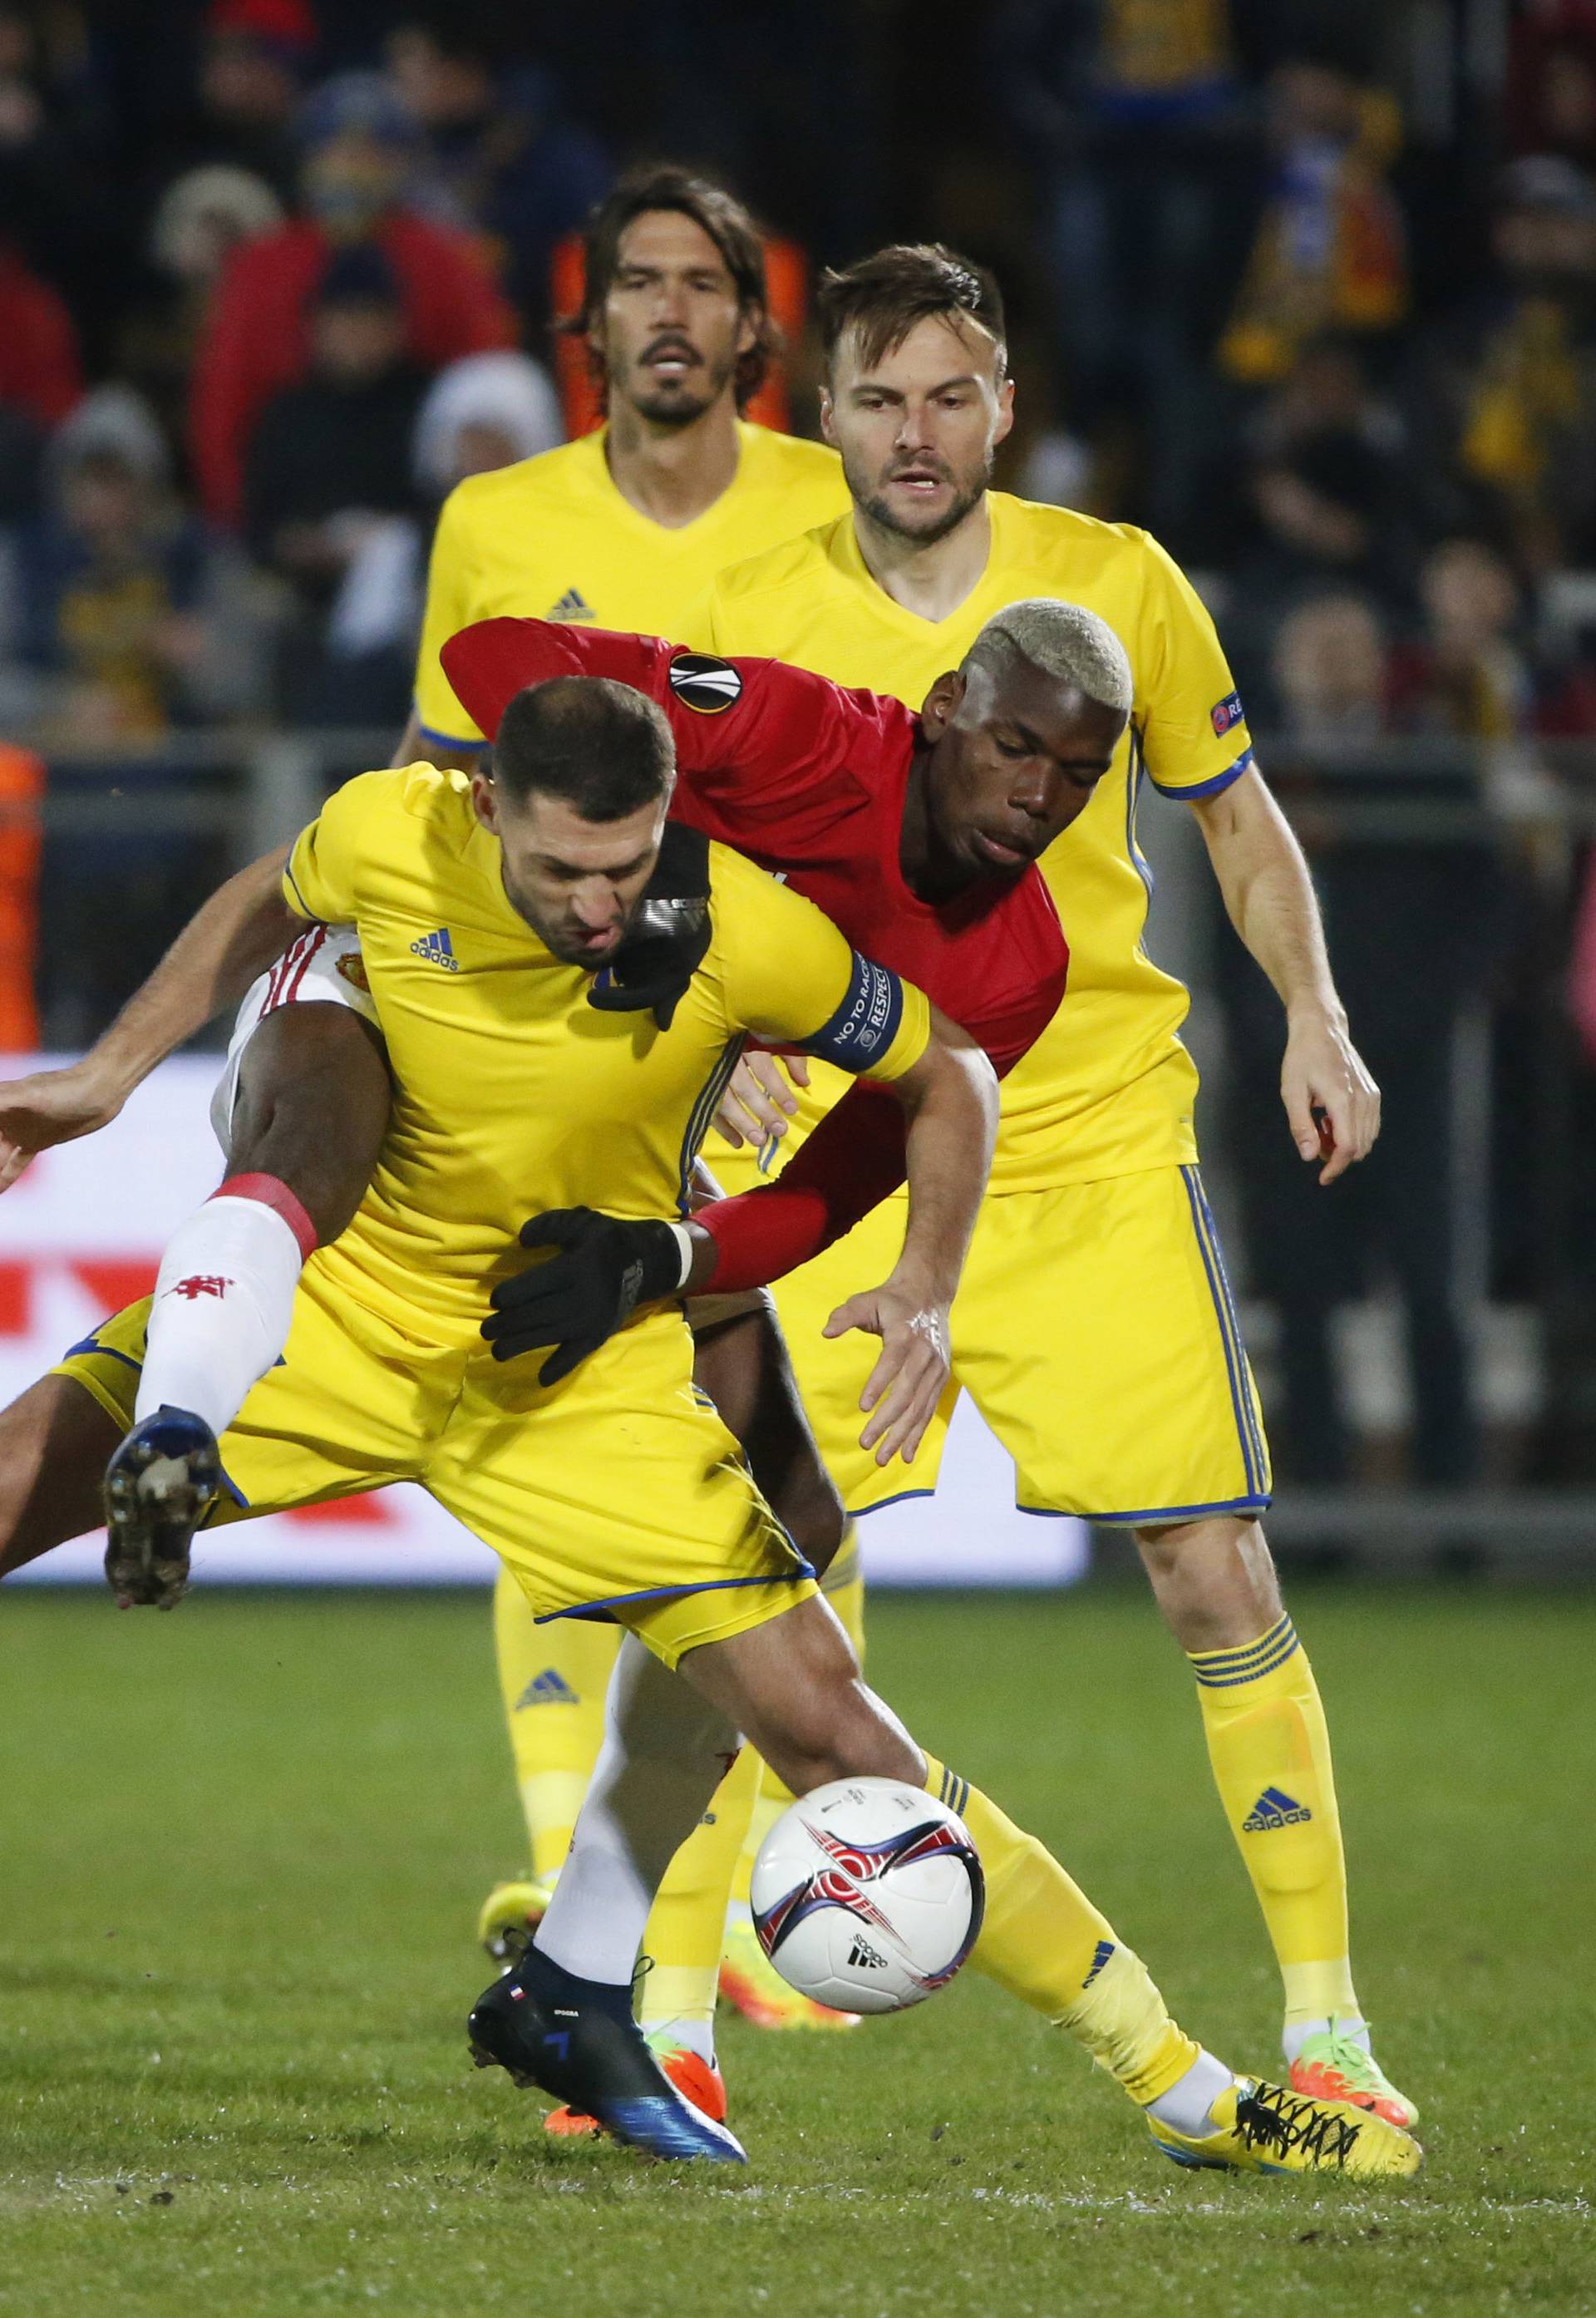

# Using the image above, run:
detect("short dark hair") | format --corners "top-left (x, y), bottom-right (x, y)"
top-left (493, 678), bottom-right (675, 817)
top-left (560, 162), bottom-right (776, 412)
top-left (817, 243), bottom-right (1007, 378)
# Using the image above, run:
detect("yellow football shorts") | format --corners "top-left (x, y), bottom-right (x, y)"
top-left (764, 1161), bottom-right (1272, 1525)
top-left (55, 1266), bottom-right (815, 1666)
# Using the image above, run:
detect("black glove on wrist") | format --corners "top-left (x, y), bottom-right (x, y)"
top-left (481, 1207), bottom-right (684, 1383)
top-left (586, 824), bottom-right (712, 1032)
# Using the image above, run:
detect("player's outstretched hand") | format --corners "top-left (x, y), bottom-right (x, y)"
top-left (0, 1060), bottom-right (126, 1191)
top-left (823, 1278), bottom-right (950, 1467)
top-left (1281, 1009), bottom-right (1381, 1185)
top-left (482, 1208), bottom-right (684, 1385)
top-left (712, 1050), bottom-right (810, 1152)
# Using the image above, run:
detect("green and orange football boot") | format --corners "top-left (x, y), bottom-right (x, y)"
top-left (1289, 2022), bottom-right (1418, 2130)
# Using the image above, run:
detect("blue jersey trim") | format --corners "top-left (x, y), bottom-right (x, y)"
top-left (1180, 1166), bottom-right (1268, 1498)
top-left (676, 1035), bottom-right (746, 1214)
top-left (1126, 730), bottom-right (1154, 897)
top-left (800, 952), bottom-right (906, 1074)
top-left (1185, 1164), bottom-right (1270, 1489)
top-left (1017, 1493), bottom-right (1273, 1524)
top-left (850, 1483), bottom-right (937, 1516)
top-left (414, 708), bottom-right (485, 751)
top-left (283, 860), bottom-right (317, 919)
top-left (534, 1564), bottom-right (816, 1625)
top-left (1150, 746), bottom-right (1254, 801)
top-left (62, 1331), bottom-right (142, 1374)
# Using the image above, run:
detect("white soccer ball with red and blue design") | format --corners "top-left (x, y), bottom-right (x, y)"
top-left (749, 1776), bottom-right (984, 2015)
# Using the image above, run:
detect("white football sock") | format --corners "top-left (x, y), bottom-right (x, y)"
top-left (135, 1181), bottom-right (313, 1438)
top-left (640, 2016), bottom-right (716, 2069)
top-left (534, 1633), bottom-right (737, 1990)
top-left (1281, 2013), bottom-right (1370, 2065)
top-left (1147, 2048), bottom-right (1236, 2138)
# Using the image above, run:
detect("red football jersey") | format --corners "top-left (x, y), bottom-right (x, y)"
top-left (440, 619), bottom-right (1067, 1078)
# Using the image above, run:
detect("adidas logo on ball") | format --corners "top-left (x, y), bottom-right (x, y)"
top-left (846, 1936), bottom-right (889, 1970)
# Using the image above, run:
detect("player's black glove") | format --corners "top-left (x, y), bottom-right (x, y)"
top-left (586, 824), bottom-right (712, 1032)
top-left (482, 1207), bottom-right (685, 1382)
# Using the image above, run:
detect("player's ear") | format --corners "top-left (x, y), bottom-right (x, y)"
top-left (818, 385), bottom-right (836, 446)
top-left (993, 373), bottom-right (1016, 449)
top-left (920, 669), bottom-right (966, 733)
top-left (470, 770), bottom-right (500, 834)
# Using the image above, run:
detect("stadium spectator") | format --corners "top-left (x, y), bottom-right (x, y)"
top-left (121, 165), bottom-right (283, 464)
top-left (189, 68), bottom-right (516, 530)
top-left (410, 348), bottom-right (563, 501)
top-left (244, 244), bottom-right (428, 726)
top-left (180, 0), bottom-right (318, 200)
top-left (990, 0), bottom-right (1249, 530)
top-left (1202, 334), bottom-right (1411, 629)
top-left (0, 235), bottom-right (81, 433)
top-left (0, 234), bottom-right (81, 526)
top-left (1415, 155), bottom-right (1596, 573)
top-left (386, 7), bottom-right (610, 331)
top-left (0, 0), bottom-right (117, 358)
top-left (1218, 57), bottom-right (1407, 389)
top-left (1387, 538), bottom-right (1534, 741)
top-left (13, 386), bottom-right (259, 740)
top-left (1508, 0), bottom-right (1596, 171)
top-left (1220, 591), bottom-right (1488, 1492)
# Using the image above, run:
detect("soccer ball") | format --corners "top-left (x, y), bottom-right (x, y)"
top-left (749, 1776), bottom-right (984, 2015)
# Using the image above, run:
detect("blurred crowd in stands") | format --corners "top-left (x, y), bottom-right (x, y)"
top-left (2, 0), bottom-right (1595, 1487)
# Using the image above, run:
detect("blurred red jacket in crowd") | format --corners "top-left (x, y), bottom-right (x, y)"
top-left (0, 244), bottom-right (82, 431)
top-left (190, 212), bottom-right (517, 527)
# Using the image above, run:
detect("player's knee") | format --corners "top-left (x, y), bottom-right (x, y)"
top-left (752, 1614), bottom-right (917, 1792)
top-left (1135, 1513), bottom-right (1282, 1635)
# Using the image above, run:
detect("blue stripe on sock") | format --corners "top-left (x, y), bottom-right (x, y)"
top-left (1191, 1632), bottom-right (1303, 1687)
top-left (1191, 1613), bottom-right (1296, 1672)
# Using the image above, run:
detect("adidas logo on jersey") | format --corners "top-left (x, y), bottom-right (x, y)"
top-left (1243, 1786), bottom-right (1313, 1832)
top-left (845, 1936), bottom-right (889, 1970)
top-left (1081, 1938), bottom-right (1116, 1989)
top-left (410, 927), bottom-right (459, 971)
top-left (515, 1667), bottom-right (579, 1708)
top-left (548, 587), bottom-right (594, 622)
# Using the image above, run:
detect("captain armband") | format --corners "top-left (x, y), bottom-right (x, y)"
top-left (798, 953), bottom-right (906, 1074)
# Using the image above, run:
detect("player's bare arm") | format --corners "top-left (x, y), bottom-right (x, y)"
top-left (0, 845), bottom-right (299, 1190)
top-left (1188, 766), bottom-right (1381, 1185)
top-left (815, 1006), bottom-right (995, 1462)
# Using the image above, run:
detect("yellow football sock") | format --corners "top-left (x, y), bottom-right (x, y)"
top-left (921, 1756), bottom-right (1199, 2106)
top-left (1188, 1612), bottom-right (1359, 2029)
top-left (491, 1565), bottom-right (616, 1885)
top-left (731, 1526), bottom-right (864, 1908)
top-left (637, 1742), bottom-right (764, 2041)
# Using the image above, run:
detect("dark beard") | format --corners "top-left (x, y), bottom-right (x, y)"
top-left (623, 348), bottom-right (738, 431)
top-left (850, 457), bottom-right (993, 546)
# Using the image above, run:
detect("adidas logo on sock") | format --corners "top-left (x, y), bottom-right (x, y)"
top-left (846, 1936), bottom-right (889, 1970)
top-left (1081, 1938), bottom-right (1116, 1989)
top-left (516, 1667), bottom-right (579, 1708)
top-left (548, 586), bottom-right (594, 622)
top-left (1242, 1786), bottom-right (1313, 1832)
top-left (410, 927), bottom-right (459, 971)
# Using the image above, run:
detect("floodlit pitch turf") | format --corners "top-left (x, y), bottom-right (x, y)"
top-left (2, 1586), bottom-right (1592, 2316)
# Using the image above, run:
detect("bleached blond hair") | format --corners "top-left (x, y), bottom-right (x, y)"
top-left (962, 599), bottom-right (1133, 713)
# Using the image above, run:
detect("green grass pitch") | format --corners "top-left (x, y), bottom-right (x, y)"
top-left (2, 1584), bottom-right (1593, 2316)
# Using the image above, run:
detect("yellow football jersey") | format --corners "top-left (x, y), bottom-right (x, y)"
top-left (282, 765), bottom-right (928, 1345)
top-left (697, 495), bottom-right (1255, 1191)
top-left (412, 422), bottom-right (848, 747)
